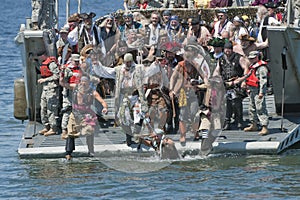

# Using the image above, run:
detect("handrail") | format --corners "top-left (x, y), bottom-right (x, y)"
top-left (55, 0), bottom-right (59, 29)
top-left (66, 0), bottom-right (70, 24)
top-left (66, 0), bottom-right (82, 24)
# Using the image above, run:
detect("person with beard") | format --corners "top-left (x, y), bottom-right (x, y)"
top-left (161, 10), bottom-right (171, 28)
top-left (144, 11), bottom-right (163, 47)
top-left (230, 16), bottom-right (248, 45)
top-left (99, 15), bottom-right (119, 55)
top-left (256, 4), bottom-right (280, 61)
top-left (236, 33), bottom-right (268, 57)
top-left (186, 17), bottom-right (212, 49)
top-left (68, 12), bottom-right (104, 54)
top-left (159, 41), bottom-right (182, 135)
top-left (166, 15), bottom-right (184, 43)
top-left (212, 9), bottom-right (233, 38)
top-left (212, 40), bottom-right (249, 130)
top-left (182, 38), bottom-right (212, 141)
top-left (119, 12), bottom-right (143, 42)
top-left (56, 27), bottom-right (70, 59)
top-left (169, 59), bottom-right (204, 145)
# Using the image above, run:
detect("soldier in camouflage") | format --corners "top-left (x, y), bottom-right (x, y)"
top-left (59, 54), bottom-right (82, 139)
top-left (244, 51), bottom-right (269, 135)
top-left (38, 55), bottom-right (60, 136)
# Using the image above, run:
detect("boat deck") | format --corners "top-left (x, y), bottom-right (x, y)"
top-left (18, 95), bottom-right (300, 158)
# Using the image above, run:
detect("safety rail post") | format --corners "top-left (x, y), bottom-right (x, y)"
top-left (66, 0), bottom-right (70, 24)
top-left (55, 0), bottom-right (59, 29)
top-left (78, 0), bottom-right (81, 13)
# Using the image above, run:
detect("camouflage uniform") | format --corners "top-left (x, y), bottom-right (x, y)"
top-left (248, 65), bottom-right (269, 126)
top-left (40, 61), bottom-right (60, 132)
top-left (60, 68), bottom-right (73, 132)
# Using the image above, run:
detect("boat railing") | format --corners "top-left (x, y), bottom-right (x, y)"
top-left (65, 0), bottom-right (82, 24)
top-left (47, 0), bottom-right (82, 29)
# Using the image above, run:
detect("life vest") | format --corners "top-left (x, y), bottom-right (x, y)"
top-left (69, 67), bottom-right (81, 84)
top-left (40, 56), bottom-right (57, 78)
top-left (246, 60), bottom-right (268, 88)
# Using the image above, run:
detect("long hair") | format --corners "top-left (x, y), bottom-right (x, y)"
top-left (99, 17), bottom-right (117, 32)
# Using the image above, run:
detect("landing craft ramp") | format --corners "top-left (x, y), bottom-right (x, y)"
top-left (15, 0), bottom-right (300, 159)
top-left (18, 95), bottom-right (300, 159)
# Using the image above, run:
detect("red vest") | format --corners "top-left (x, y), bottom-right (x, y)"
top-left (40, 57), bottom-right (57, 78)
top-left (246, 60), bottom-right (268, 88)
top-left (69, 67), bottom-right (81, 84)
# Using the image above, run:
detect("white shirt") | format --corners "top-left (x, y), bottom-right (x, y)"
top-left (213, 19), bottom-right (233, 38)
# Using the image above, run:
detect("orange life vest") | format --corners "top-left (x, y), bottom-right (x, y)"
top-left (69, 67), bottom-right (81, 84)
top-left (40, 57), bottom-right (57, 78)
top-left (246, 60), bottom-right (268, 88)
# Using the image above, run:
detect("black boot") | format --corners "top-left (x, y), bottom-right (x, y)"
top-left (126, 134), bottom-right (137, 146)
top-left (222, 120), bottom-right (231, 130)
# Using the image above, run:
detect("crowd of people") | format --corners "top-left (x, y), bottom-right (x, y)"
top-left (31, 0), bottom-right (286, 159)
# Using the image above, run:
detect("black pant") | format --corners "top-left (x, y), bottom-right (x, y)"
top-left (65, 137), bottom-right (75, 155)
top-left (226, 97), bottom-right (243, 124)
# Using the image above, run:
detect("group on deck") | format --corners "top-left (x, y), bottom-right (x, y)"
top-left (30, 0), bottom-right (287, 159)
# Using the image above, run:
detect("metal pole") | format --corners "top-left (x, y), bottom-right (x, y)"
top-left (281, 47), bottom-right (288, 132)
top-left (55, 0), bottom-right (59, 29)
top-left (78, 0), bottom-right (81, 14)
top-left (66, 0), bottom-right (70, 24)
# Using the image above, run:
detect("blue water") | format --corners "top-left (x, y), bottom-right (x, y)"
top-left (1, 0), bottom-right (300, 199)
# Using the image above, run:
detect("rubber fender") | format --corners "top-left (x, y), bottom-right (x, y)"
top-left (14, 78), bottom-right (28, 120)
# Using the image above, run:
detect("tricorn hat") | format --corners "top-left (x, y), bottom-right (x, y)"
top-left (191, 18), bottom-right (200, 25)
top-left (80, 12), bottom-right (96, 19)
top-left (68, 13), bottom-right (81, 23)
top-left (264, 2), bottom-right (279, 9)
top-left (160, 41), bottom-right (182, 53)
top-left (216, 9), bottom-right (227, 14)
top-left (239, 33), bottom-right (256, 42)
top-left (80, 44), bottom-right (94, 57)
top-left (208, 37), bottom-right (225, 47)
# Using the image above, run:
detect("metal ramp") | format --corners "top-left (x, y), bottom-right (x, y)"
top-left (17, 95), bottom-right (300, 158)
top-left (277, 125), bottom-right (300, 154)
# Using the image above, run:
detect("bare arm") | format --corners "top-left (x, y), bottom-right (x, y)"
top-left (255, 39), bottom-right (269, 50)
top-left (93, 91), bottom-right (108, 114)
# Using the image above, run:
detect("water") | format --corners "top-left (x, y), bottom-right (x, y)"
top-left (1, 0), bottom-right (300, 199)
